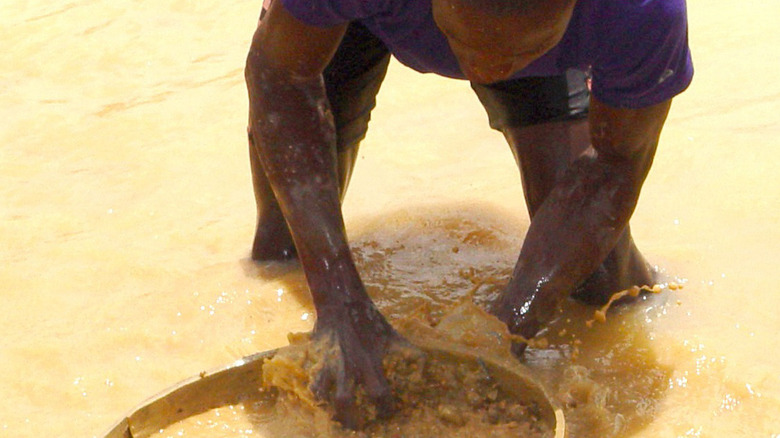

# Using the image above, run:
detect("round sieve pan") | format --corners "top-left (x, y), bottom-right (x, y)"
top-left (101, 341), bottom-right (565, 438)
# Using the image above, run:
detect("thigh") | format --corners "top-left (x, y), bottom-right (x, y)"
top-left (323, 22), bottom-right (391, 149)
top-left (471, 69), bottom-right (590, 131)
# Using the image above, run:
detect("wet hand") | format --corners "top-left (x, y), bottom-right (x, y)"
top-left (310, 301), bottom-right (400, 429)
top-left (490, 293), bottom-right (541, 357)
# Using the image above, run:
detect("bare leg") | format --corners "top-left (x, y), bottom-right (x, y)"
top-left (503, 120), bottom-right (654, 305)
top-left (249, 128), bottom-right (297, 261)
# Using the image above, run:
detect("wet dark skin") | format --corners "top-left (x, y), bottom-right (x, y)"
top-left (245, 0), bottom-right (670, 428)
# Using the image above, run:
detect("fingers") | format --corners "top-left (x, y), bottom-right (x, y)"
top-left (310, 345), bottom-right (396, 429)
top-left (310, 353), bottom-right (361, 430)
top-left (369, 386), bottom-right (395, 420)
top-left (511, 340), bottom-right (528, 357)
top-left (310, 360), bottom-right (335, 401)
top-left (359, 355), bottom-right (395, 420)
top-left (333, 360), bottom-right (359, 429)
top-left (307, 318), bottom-right (403, 429)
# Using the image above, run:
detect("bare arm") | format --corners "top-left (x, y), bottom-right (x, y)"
top-left (245, 1), bottom-right (349, 306)
top-left (246, 1), bottom-right (397, 427)
top-left (494, 96), bottom-right (672, 347)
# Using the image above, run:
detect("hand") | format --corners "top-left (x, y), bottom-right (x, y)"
top-left (310, 300), bottom-right (400, 429)
top-left (490, 292), bottom-right (542, 357)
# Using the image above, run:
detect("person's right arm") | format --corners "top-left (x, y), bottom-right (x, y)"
top-left (245, 0), bottom-right (346, 145)
top-left (245, 1), bottom-right (399, 429)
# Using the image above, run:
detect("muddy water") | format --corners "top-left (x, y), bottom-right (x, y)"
top-left (1, 1), bottom-right (779, 437)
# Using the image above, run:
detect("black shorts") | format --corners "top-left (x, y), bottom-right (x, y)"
top-left (323, 22), bottom-right (590, 148)
top-left (470, 69), bottom-right (590, 130)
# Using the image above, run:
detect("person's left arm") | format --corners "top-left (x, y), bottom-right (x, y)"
top-left (493, 96), bottom-right (671, 350)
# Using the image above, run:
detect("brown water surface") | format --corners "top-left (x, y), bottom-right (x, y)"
top-left (1, 1), bottom-right (779, 436)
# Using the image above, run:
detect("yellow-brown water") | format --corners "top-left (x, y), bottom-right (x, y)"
top-left (2, 1), bottom-right (779, 436)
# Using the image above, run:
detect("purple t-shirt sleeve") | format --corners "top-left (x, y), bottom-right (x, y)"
top-left (591, 0), bottom-right (693, 108)
top-left (280, 0), bottom-right (384, 27)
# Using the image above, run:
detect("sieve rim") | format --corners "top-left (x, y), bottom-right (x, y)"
top-left (101, 343), bottom-right (564, 438)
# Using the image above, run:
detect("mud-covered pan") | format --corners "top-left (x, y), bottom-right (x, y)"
top-left (102, 343), bottom-right (565, 438)
top-left (102, 349), bottom-right (276, 438)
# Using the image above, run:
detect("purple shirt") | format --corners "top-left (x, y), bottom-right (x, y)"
top-left (280, 0), bottom-right (694, 109)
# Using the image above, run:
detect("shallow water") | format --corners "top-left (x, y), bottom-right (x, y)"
top-left (1, 1), bottom-right (779, 437)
